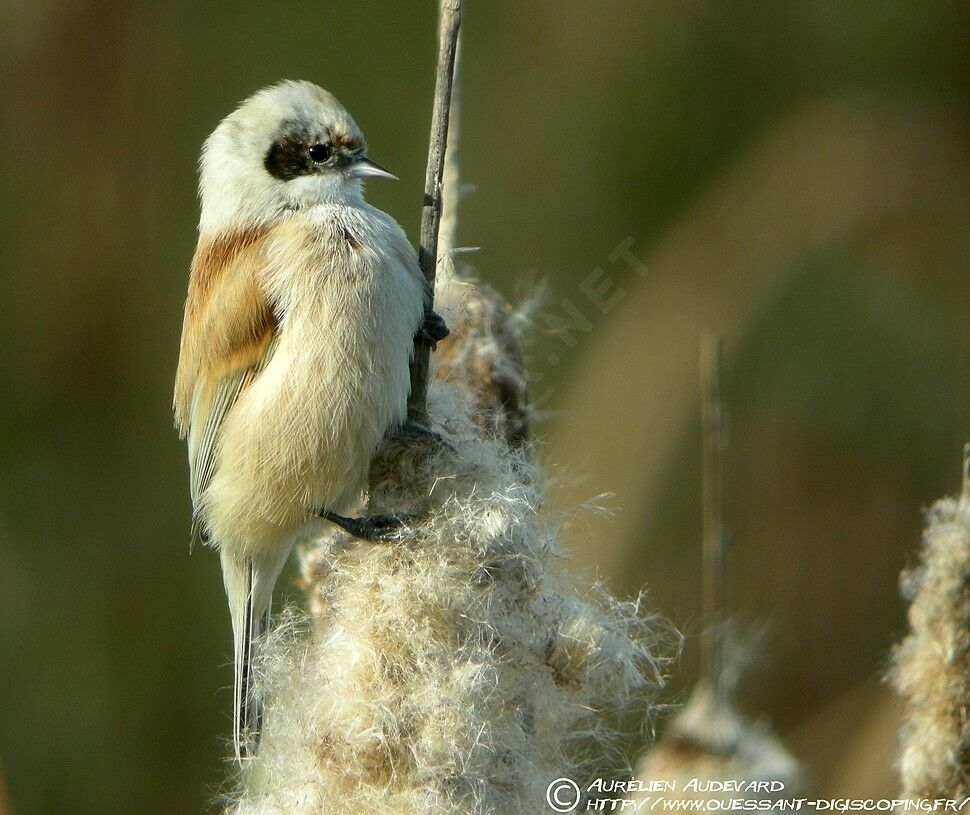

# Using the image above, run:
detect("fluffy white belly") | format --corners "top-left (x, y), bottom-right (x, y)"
top-left (203, 205), bottom-right (425, 554)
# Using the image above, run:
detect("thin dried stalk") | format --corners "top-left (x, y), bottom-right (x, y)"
top-left (634, 345), bottom-right (801, 810)
top-left (408, 0), bottom-right (463, 423)
top-left (436, 36), bottom-right (462, 267)
top-left (699, 331), bottom-right (725, 691)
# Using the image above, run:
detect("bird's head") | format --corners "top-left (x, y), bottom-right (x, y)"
top-left (198, 80), bottom-right (394, 232)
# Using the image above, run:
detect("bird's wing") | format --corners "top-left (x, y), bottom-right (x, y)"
top-left (174, 224), bottom-right (278, 546)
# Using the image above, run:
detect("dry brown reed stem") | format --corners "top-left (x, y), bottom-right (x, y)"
top-left (436, 35), bottom-right (462, 265)
top-left (891, 446), bottom-right (970, 804)
top-left (408, 0), bottom-right (462, 423)
top-left (699, 331), bottom-right (725, 691)
top-left (635, 340), bottom-right (800, 810)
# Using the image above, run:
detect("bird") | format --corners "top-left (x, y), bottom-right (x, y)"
top-left (173, 80), bottom-right (448, 761)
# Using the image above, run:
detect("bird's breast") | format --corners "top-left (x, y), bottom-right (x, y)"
top-left (233, 205), bottom-right (425, 511)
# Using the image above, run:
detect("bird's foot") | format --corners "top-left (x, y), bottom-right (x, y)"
top-left (416, 308), bottom-right (449, 351)
top-left (401, 420), bottom-right (443, 445)
top-left (399, 420), bottom-right (457, 456)
top-left (319, 509), bottom-right (412, 542)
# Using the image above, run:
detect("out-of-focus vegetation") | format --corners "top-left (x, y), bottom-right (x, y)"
top-left (0, 2), bottom-right (967, 812)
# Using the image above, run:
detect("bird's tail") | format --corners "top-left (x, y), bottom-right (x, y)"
top-left (221, 546), bottom-right (290, 762)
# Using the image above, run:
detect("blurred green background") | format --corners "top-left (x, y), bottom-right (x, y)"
top-left (1, 1), bottom-right (968, 812)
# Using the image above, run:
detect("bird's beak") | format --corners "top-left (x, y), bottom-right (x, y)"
top-left (351, 156), bottom-right (397, 181)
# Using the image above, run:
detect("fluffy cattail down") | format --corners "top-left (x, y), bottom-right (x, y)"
top-left (226, 280), bottom-right (678, 814)
top-left (634, 681), bottom-right (801, 811)
top-left (891, 449), bottom-right (970, 805)
top-left (634, 630), bottom-right (802, 813)
top-left (432, 275), bottom-right (530, 448)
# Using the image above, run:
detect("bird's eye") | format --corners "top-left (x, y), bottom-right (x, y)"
top-left (308, 143), bottom-right (331, 162)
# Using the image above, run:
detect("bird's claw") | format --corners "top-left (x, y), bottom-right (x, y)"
top-left (417, 309), bottom-right (449, 351)
top-left (319, 509), bottom-right (412, 542)
top-left (401, 420), bottom-right (456, 455)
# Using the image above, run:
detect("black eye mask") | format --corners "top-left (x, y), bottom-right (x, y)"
top-left (264, 119), bottom-right (363, 181)
top-left (264, 130), bottom-right (317, 181)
